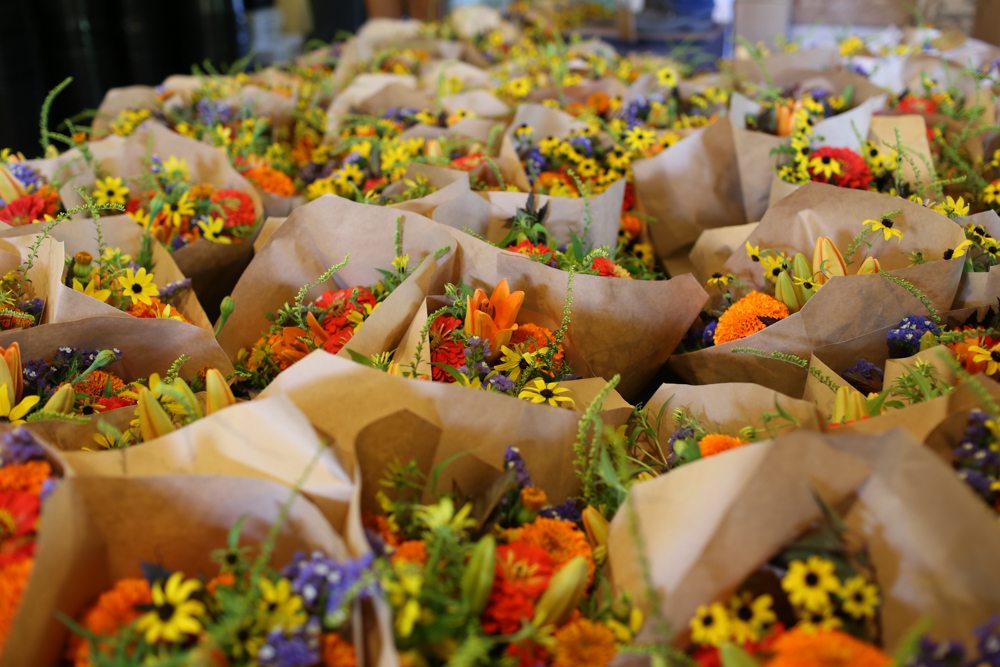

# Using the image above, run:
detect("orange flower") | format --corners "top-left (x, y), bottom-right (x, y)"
top-left (0, 460), bottom-right (52, 495)
top-left (187, 183), bottom-right (216, 201)
top-left (127, 296), bottom-right (190, 323)
top-left (69, 577), bottom-right (151, 667)
top-left (207, 572), bottom-right (236, 594)
top-left (510, 322), bottom-right (564, 364)
top-left (538, 171), bottom-right (578, 195)
top-left (713, 291), bottom-right (790, 345)
top-left (244, 166), bottom-right (296, 197)
top-left (698, 434), bottom-right (749, 458)
top-left (74, 370), bottom-right (126, 401)
top-left (520, 486), bottom-right (548, 511)
top-left (587, 91), bottom-right (612, 114)
top-left (620, 212), bottom-right (642, 239)
top-left (0, 342), bottom-right (22, 401)
top-left (391, 540), bottom-right (428, 565)
top-left (465, 279), bottom-right (524, 360)
top-left (552, 617), bottom-right (617, 667)
top-left (765, 628), bottom-right (891, 667)
top-left (0, 557), bottom-right (32, 653)
top-left (949, 333), bottom-right (993, 374)
top-left (513, 517), bottom-right (595, 586)
top-left (322, 633), bottom-right (357, 667)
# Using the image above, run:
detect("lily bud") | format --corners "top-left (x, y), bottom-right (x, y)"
top-left (204, 368), bottom-right (236, 415)
top-left (0, 343), bottom-right (22, 403)
top-left (856, 256), bottom-right (881, 275)
top-left (774, 271), bottom-right (802, 313)
top-left (137, 387), bottom-right (176, 441)
top-left (832, 385), bottom-right (868, 424)
top-left (582, 506), bottom-right (608, 550)
top-left (42, 383), bottom-right (76, 414)
top-left (533, 556), bottom-right (589, 628)
top-left (460, 535), bottom-right (496, 616)
top-left (812, 236), bottom-right (847, 284)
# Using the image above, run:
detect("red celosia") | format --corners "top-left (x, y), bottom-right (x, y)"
top-left (482, 542), bottom-right (555, 635)
top-left (210, 189), bottom-right (256, 228)
top-left (808, 147), bottom-right (873, 190)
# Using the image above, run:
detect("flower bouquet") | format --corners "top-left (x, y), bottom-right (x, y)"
top-left (1, 474), bottom-right (354, 666)
top-left (953, 210), bottom-right (1000, 308)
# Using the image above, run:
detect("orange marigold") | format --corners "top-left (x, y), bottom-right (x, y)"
top-left (244, 166), bottom-right (296, 197)
top-left (765, 628), bottom-right (891, 667)
top-left (620, 212), bottom-right (642, 239)
top-left (520, 486), bottom-right (548, 511)
top-left (510, 323), bottom-right (564, 364)
top-left (714, 291), bottom-right (790, 345)
top-left (322, 633), bottom-right (357, 667)
top-left (0, 558), bottom-right (33, 653)
top-left (207, 572), bottom-right (236, 594)
top-left (127, 296), bottom-right (190, 323)
top-left (552, 617), bottom-right (617, 667)
top-left (392, 540), bottom-right (428, 566)
top-left (69, 577), bottom-right (151, 667)
top-left (699, 434), bottom-right (750, 458)
top-left (0, 460), bottom-right (52, 495)
top-left (74, 370), bottom-right (126, 401)
top-left (513, 517), bottom-right (595, 586)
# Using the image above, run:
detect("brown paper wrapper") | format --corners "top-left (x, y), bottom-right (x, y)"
top-left (0, 475), bottom-right (348, 667)
top-left (632, 118), bottom-right (746, 261)
top-left (90, 85), bottom-right (160, 139)
top-left (0, 216), bottom-right (211, 331)
top-left (259, 351), bottom-right (626, 504)
top-left (0, 234), bottom-right (63, 327)
top-left (60, 394), bottom-right (355, 532)
top-left (954, 210), bottom-right (1000, 308)
top-left (608, 428), bottom-right (1000, 651)
top-left (217, 194), bottom-right (456, 360)
top-left (727, 47), bottom-right (841, 84)
top-left (688, 222), bottom-right (758, 285)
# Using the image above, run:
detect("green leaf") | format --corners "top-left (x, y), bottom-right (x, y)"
top-left (890, 618), bottom-right (932, 666)
top-left (720, 643), bottom-right (764, 667)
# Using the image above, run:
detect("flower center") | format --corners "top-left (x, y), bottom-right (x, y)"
top-left (132, 283), bottom-right (143, 294)
top-left (0, 509), bottom-right (15, 538)
top-left (991, 351), bottom-right (1000, 362)
top-left (540, 389), bottom-right (554, 399)
top-left (804, 572), bottom-right (820, 587)
top-left (944, 249), bottom-right (954, 259)
top-left (156, 601), bottom-right (177, 621)
top-left (703, 614), bottom-right (715, 627)
top-left (737, 605), bottom-right (753, 621)
top-left (881, 218), bottom-right (894, 228)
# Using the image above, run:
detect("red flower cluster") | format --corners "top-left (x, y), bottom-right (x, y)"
top-left (808, 147), bottom-right (873, 190)
top-left (507, 240), bottom-right (555, 264)
top-left (317, 287), bottom-right (377, 354)
top-left (429, 315), bottom-right (464, 383)
top-left (897, 96), bottom-right (937, 114)
top-left (0, 188), bottom-right (60, 227)
top-left (211, 189), bottom-right (256, 228)
top-left (482, 542), bottom-right (555, 635)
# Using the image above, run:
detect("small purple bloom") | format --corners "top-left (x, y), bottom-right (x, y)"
top-left (503, 446), bottom-right (532, 488)
top-left (540, 499), bottom-right (583, 523)
top-left (487, 374), bottom-right (515, 393)
top-left (8, 162), bottom-right (40, 191)
top-left (0, 428), bottom-right (47, 465)
top-left (257, 625), bottom-right (320, 667)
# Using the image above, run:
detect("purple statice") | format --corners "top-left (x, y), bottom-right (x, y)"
top-left (17, 298), bottom-right (44, 318)
top-left (382, 107), bottom-right (419, 124)
top-left (841, 357), bottom-right (884, 395)
top-left (196, 99), bottom-right (232, 126)
top-left (952, 411), bottom-right (999, 513)
top-left (886, 315), bottom-right (940, 358)
top-left (666, 425), bottom-right (696, 465)
top-left (0, 428), bottom-right (46, 465)
top-left (158, 278), bottom-right (192, 302)
top-left (540, 498), bottom-right (583, 523)
top-left (487, 374), bottom-right (515, 393)
top-left (569, 135), bottom-right (593, 157)
top-left (282, 551), bottom-right (376, 626)
top-left (257, 624), bottom-right (320, 667)
top-left (150, 155), bottom-right (164, 175)
top-left (461, 336), bottom-right (492, 383)
top-left (904, 635), bottom-right (965, 667)
top-left (171, 236), bottom-right (188, 251)
top-left (8, 162), bottom-right (41, 191)
top-left (22, 357), bottom-right (55, 398)
top-left (524, 148), bottom-right (548, 176)
top-left (700, 320), bottom-right (718, 348)
top-left (504, 446), bottom-right (533, 488)
top-left (974, 615), bottom-right (1000, 665)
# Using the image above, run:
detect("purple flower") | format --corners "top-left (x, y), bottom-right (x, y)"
top-left (171, 236), bottom-right (188, 251)
top-left (503, 446), bottom-right (532, 488)
top-left (257, 625), bottom-right (320, 667)
top-left (841, 357), bottom-right (884, 394)
top-left (17, 298), bottom-right (44, 317)
top-left (974, 615), bottom-right (1000, 665)
top-left (281, 551), bottom-right (375, 626)
top-left (487, 374), bottom-right (515, 393)
top-left (887, 315), bottom-right (940, 358)
top-left (196, 99), bottom-right (232, 126)
top-left (540, 499), bottom-right (583, 523)
top-left (569, 136), bottom-right (593, 157)
top-left (0, 428), bottom-right (46, 465)
top-left (8, 162), bottom-right (40, 191)
top-left (905, 635), bottom-right (965, 667)
top-left (158, 278), bottom-right (192, 302)
top-left (700, 320), bottom-right (717, 348)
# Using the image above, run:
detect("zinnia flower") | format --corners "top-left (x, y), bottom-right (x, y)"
top-left (765, 627), bottom-right (891, 667)
top-left (0, 193), bottom-right (57, 226)
top-left (429, 315), bottom-right (464, 383)
top-left (211, 189), bottom-right (256, 228)
top-left (0, 489), bottom-right (39, 566)
top-left (713, 291), bottom-right (790, 345)
top-left (513, 517), bottom-right (595, 586)
top-left (552, 618), bottom-right (617, 667)
top-left (482, 542), bottom-right (555, 635)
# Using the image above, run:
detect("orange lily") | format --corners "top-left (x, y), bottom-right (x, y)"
top-left (465, 279), bottom-right (524, 360)
top-left (0, 343), bottom-right (22, 403)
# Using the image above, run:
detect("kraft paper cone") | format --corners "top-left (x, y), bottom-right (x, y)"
top-left (60, 395), bottom-right (355, 532)
top-left (609, 429), bottom-right (1000, 651)
top-left (645, 382), bottom-right (822, 443)
top-left (0, 216), bottom-right (211, 331)
top-left (217, 195), bottom-right (456, 360)
top-left (419, 60), bottom-right (492, 91)
top-left (954, 210), bottom-right (1000, 308)
top-left (51, 122), bottom-right (263, 316)
top-left (868, 114), bottom-right (937, 192)
top-left (689, 222), bottom-right (758, 284)
top-left (441, 90), bottom-right (510, 118)
top-left (384, 163), bottom-right (474, 219)
top-left (259, 351), bottom-right (625, 502)
top-left (0, 475), bottom-right (347, 667)
top-left (632, 118), bottom-right (746, 261)
top-left (727, 47), bottom-right (841, 84)
top-left (669, 259), bottom-right (964, 395)
top-left (325, 73), bottom-right (418, 138)
top-left (90, 85), bottom-right (160, 139)
top-left (0, 234), bottom-right (63, 327)
top-left (436, 231), bottom-right (708, 398)
top-left (724, 183), bottom-right (967, 284)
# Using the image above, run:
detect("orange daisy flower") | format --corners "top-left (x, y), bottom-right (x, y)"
top-left (552, 617), bottom-right (617, 667)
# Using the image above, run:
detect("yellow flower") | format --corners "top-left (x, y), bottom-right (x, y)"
top-left (198, 216), bottom-right (232, 244)
top-left (0, 384), bottom-right (39, 423)
top-left (161, 191), bottom-right (195, 227)
top-left (118, 267), bottom-right (159, 306)
top-left (161, 156), bottom-right (190, 181)
top-left (689, 602), bottom-right (730, 647)
top-left (808, 154), bottom-right (841, 179)
top-left (943, 239), bottom-right (973, 260)
top-left (863, 214), bottom-right (903, 242)
top-left (518, 378), bottom-right (575, 408)
top-left (506, 77), bottom-right (532, 99)
top-left (623, 127), bottom-right (656, 153)
top-left (782, 556), bottom-right (841, 612)
top-left (93, 176), bottom-right (129, 207)
top-left (984, 180), bottom-right (1000, 205)
top-left (840, 576), bottom-right (880, 619)
top-left (707, 272), bottom-right (733, 288)
top-left (745, 241), bottom-right (761, 263)
top-left (760, 254), bottom-right (788, 282)
top-left (728, 593), bottom-right (776, 644)
top-left (840, 35), bottom-right (865, 57)
top-left (306, 177), bottom-right (337, 201)
top-left (495, 346), bottom-right (538, 382)
top-left (257, 578), bottom-right (307, 631)
top-left (73, 277), bottom-right (112, 303)
top-left (212, 125), bottom-right (232, 146)
top-left (933, 195), bottom-right (970, 218)
top-left (656, 66), bottom-right (678, 88)
top-left (135, 572), bottom-right (205, 644)
top-left (128, 208), bottom-right (150, 228)
top-left (969, 342), bottom-right (1000, 375)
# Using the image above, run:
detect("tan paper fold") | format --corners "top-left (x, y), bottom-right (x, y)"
top-left (688, 222), bottom-right (758, 285)
top-left (217, 194), bottom-right (456, 361)
top-left (90, 85), bottom-right (160, 139)
top-left (1, 475), bottom-right (347, 667)
top-left (0, 234), bottom-right (63, 327)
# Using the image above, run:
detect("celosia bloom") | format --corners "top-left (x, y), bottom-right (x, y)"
top-left (713, 292), bottom-right (790, 345)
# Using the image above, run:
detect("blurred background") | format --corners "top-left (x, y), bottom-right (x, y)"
top-left (1, 0), bottom-right (994, 157)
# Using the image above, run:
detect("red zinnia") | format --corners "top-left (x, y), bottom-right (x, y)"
top-left (507, 240), bottom-right (555, 264)
top-left (451, 152), bottom-right (485, 171)
top-left (591, 256), bottom-right (624, 277)
top-left (94, 395), bottom-right (137, 412)
top-left (429, 315), bottom-right (464, 383)
top-left (0, 489), bottom-right (40, 566)
top-left (482, 542), bottom-right (555, 635)
top-left (210, 189), bottom-right (256, 228)
top-left (808, 146), bottom-right (873, 190)
top-left (0, 193), bottom-right (56, 226)
top-left (622, 182), bottom-right (636, 212)
top-left (897, 96), bottom-right (936, 114)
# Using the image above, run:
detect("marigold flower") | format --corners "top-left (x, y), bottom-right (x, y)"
top-left (698, 434), bottom-right (749, 457)
top-left (552, 617), bottom-right (618, 667)
top-left (321, 633), bottom-right (357, 667)
top-left (74, 370), bottom-right (127, 401)
top-left (244, 166), bottom-right (296, 197)
top-left (765, 627), bottom-right (890, 667)
top-left (713, 291), bottom-right (790, 345)
top-left (69, 577), bottom-right (151, 667)
top-left (391, 540), bottom-right (428, 566)
top-left (513, 517), bottom-right (594, 586)
top-left (0, 460), bottom-right (52, 495)
top-left (0, 558), bottom-right (33, 653)
top-left (520, 486), bottom-right (548, 511)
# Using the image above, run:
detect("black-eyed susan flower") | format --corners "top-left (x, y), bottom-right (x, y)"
top-left (808, 153), bottom-right (841, 179)
top-left (840, 576), bottom-right (880, 619)
top-left (983, 179), bottom-right (1000, 206)
top-left (969, 341), bottom-right (1000, 375)
top-left (118, 267), bottom-right (159, 306)
top-left (781, 556), bottom-right (841, 612)
top-left (92, 176), bottom-right (129, 207)
top-left (256, 577), bottom-right (307, 632)
top-left (745, 241), bottom-right (762, 263)
top-left (623, 126), bottom-right (656, 153)
top-left (72, 277), bottom-right (112, 303)
top-left (933, 195), bottom-right (970, 217)
top-left (161, 156), bottom-right (189, 181)
top-left (656, 66), bottom-right (678, 88)
top-left (518, 378), bottom-right (574, 408)
top-left (689, 602), bottom-right (731, 647)
top-left (197, 216), bottom-right (231, 244)
top-left (863, 214), bottom-right (903, 242)
top-left (495, 346), bottom-right (538, 382)
top-left (159, 191), bottom-right (195, 228)
top-left (135, 572), bottom-right (205, 644)
top-left (707, 272), bottom-right (733, 288)
top-left (943, 239), bottom-right (973, 260)
top-left (727, 592), bottom-right (776, 643)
